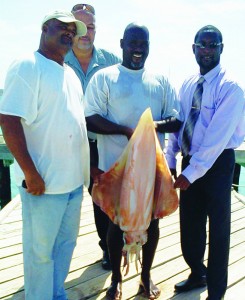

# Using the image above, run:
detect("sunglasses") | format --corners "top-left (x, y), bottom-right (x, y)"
top-left (72, 4), bottom-right (95, 15)
top-left (194, 42), bottom-right (222, 49)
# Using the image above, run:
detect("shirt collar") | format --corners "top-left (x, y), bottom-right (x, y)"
top-left (65, 49), bottom-right (76, 64)
top-left (65, 46), bottom-right (103, 66)
top-left (200, 64), bottom-right (222, 85)
top-left (92, 47), bottom-right (108, 66)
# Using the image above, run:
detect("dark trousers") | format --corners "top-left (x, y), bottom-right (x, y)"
top-left (88, 139), bottom-right (110, 252)
top-left (180, 149), bottom-right (235, 299)
top-left (107, 219), bottom-right (159, 282)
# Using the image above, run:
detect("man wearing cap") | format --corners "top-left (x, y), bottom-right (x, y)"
top-left (0, 10), bottom-right (89, 300)
top-left (65, 3), bottom-right (121, 271)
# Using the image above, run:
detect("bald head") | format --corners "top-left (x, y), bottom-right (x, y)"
top-left (194, 25), bottom-right (222, 43)
top-left (72, 9), bottom-right (96, 24)
top-left (123, 23), bottom-right (149, 40)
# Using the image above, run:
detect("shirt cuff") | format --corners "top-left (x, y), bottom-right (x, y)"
top-left (181, 163), bottom-right (206, 184)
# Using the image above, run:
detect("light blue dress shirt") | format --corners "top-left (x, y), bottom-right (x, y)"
top-left (166, 64), bottom-right (245, 183)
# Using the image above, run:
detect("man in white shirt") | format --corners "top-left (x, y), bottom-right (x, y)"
top-left (85, 22), bottom-right (182, 300)
top-left (0, 11), bottom-right (89, 300)
top-left (166, 25), bottom-right (245, 300)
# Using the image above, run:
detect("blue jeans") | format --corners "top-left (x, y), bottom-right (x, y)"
top-left (19, 185), bottom-right (83, 300)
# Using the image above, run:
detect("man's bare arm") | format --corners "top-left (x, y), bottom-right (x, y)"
top-left (154, 117), bottom-right (182, 133)
top-left (0, 114), bottom-right (45, 195)
top-left (86, 114), bottom-right (134, 140)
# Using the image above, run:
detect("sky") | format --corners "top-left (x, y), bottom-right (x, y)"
top-left (0, 0), bottom-right (245, 90)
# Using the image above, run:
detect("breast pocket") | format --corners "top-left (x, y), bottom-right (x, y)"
top-left (200, 106), bottom-right (215, 127)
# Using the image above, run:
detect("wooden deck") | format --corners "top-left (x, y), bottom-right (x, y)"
top-left (0, 188), bottom-right (245, 300)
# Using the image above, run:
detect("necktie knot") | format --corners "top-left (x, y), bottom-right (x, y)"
top-left (197, 77), bottom-right (205, 84)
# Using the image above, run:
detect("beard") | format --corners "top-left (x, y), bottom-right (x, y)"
top-left (75, 39), bottom-right (92, 50)
top-left (60, 35), bottom-right (73, 48)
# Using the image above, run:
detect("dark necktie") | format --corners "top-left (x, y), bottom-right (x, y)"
top-left (182, 77), bottom-right (205, 157)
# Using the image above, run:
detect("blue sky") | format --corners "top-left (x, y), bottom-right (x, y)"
top-left (0, 0), bottom-right (244, 90)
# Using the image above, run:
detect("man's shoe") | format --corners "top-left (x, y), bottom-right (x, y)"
top-left (106, 281), bottom-right (122, 300)
top-left (175, 275), bottom-right (207, 293)
top-left (102, 250), bottom-right (111, 270)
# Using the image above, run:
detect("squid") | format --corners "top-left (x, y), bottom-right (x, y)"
top-left (92, 108), bottom-right (179, 275)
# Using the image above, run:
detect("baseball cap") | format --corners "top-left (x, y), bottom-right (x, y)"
top-left (41, 10), bottom-right (87, 36)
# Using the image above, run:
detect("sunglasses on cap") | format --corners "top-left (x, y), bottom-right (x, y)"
top-left (72, 4), bottom-right (95, 15)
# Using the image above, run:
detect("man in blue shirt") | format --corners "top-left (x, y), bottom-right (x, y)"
top-left (166, 25), bottom-right (245, 300)
top-left (65, 4), bottom-right (121, 271)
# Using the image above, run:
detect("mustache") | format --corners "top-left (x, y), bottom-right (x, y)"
top-left (60, 34), bottom-right (73, 45)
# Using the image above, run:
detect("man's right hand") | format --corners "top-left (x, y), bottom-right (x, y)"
top-left (90, 166), bottom-right (104, 180)
top-left (124, 127), bottom-right (134, 140)
top-left (25, 173), bottom-right (45, 196)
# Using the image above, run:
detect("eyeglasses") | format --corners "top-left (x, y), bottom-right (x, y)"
top-left (194, 42), bottom-right (222, 49)
top-left (72, 4), bottom-right (95, 15)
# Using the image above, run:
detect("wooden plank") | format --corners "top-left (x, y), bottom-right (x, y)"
top-left (0, 190), bottom-right (244, 300)
top-left (0, 253), bottom-right (22, 271)
top-left (225, 278), bottom-right (245, 300)
top-left (0, 195), bottom-right (21, 224)
top-left (79, 244), bottom-right (245, 300)
top-left (1, 220), bottom-right (244, 299)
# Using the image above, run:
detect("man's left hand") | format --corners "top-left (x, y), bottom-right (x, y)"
top-left (174, 174), bottom-right (191, 190)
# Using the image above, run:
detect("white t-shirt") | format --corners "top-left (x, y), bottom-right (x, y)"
top-left (85, 64), bottom-right (179, 171)
top-left (0, 52), bottom-right (90, 193)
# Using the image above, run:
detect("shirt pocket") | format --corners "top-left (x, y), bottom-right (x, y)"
top-left (200, 106), bottom-right (215, 127)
